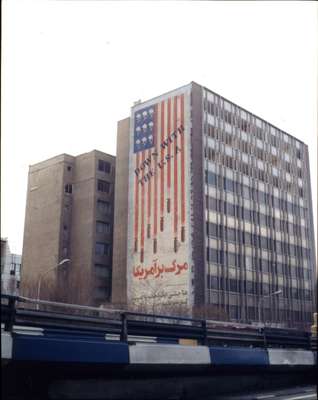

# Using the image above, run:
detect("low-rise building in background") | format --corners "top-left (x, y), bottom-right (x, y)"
top-left (1, 238), bottom-right (22, 295)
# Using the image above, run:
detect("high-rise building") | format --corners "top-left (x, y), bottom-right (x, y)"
top-left (112, 82), bottom-right (316, 329)
top-left (21, 150), bottom-right (115, 306)
top-left (1, 238), bottom-right (22, 295)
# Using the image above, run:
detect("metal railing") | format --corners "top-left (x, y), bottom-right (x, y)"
top-left (0, 294), bottom-right (312, 350)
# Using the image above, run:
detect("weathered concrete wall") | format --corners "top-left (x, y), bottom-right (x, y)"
top-left (268, 349), bottom-right (315, 365)
top-left (21, 150), bottom-right (115, 306)
top-left (129, 344), bottom-right (211, 364)
top-left (1, 332), bottom-right (12, 360)
top-left (21, 154), bottom-right (74, 299)
top-left (191, 82), bottom-right (205, 307)
top-left (112, 118), bottom-right (130, 306)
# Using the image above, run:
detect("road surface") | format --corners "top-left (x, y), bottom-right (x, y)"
top-left (215, 385), bottom-right (317, 400)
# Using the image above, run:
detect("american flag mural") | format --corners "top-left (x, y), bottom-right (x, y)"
top-left (127, 86), bottom-right (193, 307)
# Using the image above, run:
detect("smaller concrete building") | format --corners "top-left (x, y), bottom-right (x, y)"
top-left (1, 238), bottom-right (22, 295)
top-left (21, 150), bottom-right (115, 306)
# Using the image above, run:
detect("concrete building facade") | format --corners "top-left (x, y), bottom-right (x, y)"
top-left (21, 150), bottom-right (115, 306)
top-left (112, 82), bottom-right (316, 329)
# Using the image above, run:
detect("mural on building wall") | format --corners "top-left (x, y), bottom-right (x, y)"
top-left (127, 87), bottom-right (193, 307)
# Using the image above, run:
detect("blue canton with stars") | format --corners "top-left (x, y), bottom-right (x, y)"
top-left (134, 105), bottom-right (155, 153)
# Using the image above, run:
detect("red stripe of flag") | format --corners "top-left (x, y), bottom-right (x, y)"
top-left (173, 96), bottom-right (178, 236)
top-left (160, 101), bottom-right (165, 217)
top-left (181, 94), bottom-right (185, 226)
top-left (167, 98), bottom-right (171, 189)
top-left (153, 104), bottom-right (158, 238)
top-left (140, 151), bottom-right (145, 262)
top-left (134, 152), bottom-right (140, 251)
top-left (147, 148), bottom-right (152, 223)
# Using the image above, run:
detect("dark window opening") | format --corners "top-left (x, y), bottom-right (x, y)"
top-left (96, 221), bottom-right (111, 234)
top-left (95, 242), bottom-right (110, 256)
top-left (97, 180), bottom-right (110, 193)
top-left (97, 200), bottom-right (111, 214)
top-left (98, 160), bottom-right (111, 173)
top-left (65, 184), bottom-right (72, 194)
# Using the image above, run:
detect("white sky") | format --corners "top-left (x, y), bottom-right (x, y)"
top-left (1, 0), bottom-right (317, 255)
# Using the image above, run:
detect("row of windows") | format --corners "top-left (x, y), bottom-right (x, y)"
top-left (64, 180), bottom-right (112, 195)
top-left (206, 248), bottom-right (311, 276)
top-left (206, 196), bottom-right (307, 235)
top-left (206, 171), bottom-right (305, 206)
top-left (209, 258), bottom-right (312, 280)
top-left (213, 304), bottom-right (312, 322)
top-left (205, 123), bottom-right (303, 167)
top-left (206, 223), bottom-right (310, 258)
top-left (205, 144), bottom-right (303, 192)
top-left (207, 276), bottom-right (312, 300)
top-left (204, 100), bottom-right (303, 157)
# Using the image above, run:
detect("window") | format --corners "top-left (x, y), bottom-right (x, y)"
top-left (226, 203), bottom-right (235, 217)
top-left (245, 256), bottom-right (252, 270)
top-left (96, 221), bottom-right (111, 234)
top-left (276, 263), bottom-right (283, 275)
top-left (207, 223), bottom-right (218, 237)
top-left (243, 186), bottom-right (250, 199)
top-left (248, 306), bottom-right (256, 320)
top-left (230, 305), bottom-right (239, 319)
top-left (94, 286), bottom-right (111, 301)
top-left (64, 184), bottom-right (72, 194)
top-left (97, 179), bottom-right (110, 193)
top-left (224, 178), bottom-right (234, 192)
top-left (97, 200), bottom-right (111, 214)
top-left (228, 252), bottom-right (236, 267)
top-left (209, 276), bottom-right (218, 290)
top-left (229, 280), bottom-right (238, 292)
top-left (256, 139), bottom-right (263, 149)
top-left (95, 264), bottom-right (111, 278)
top-left (207, 248), bottom-right (218, 263)
top-left (245, 281), bottom-right (253, 294)
top-left (98, 160), bottom-right (111, 173)
top-left (95, 242), bottom-right (110, 256)
top-left (257, 160), bottom-right (264, 171)
top-left (262, 283), bottom-right (269, 295)
top-left (243, 231), bottom-right (252, 245)
top-left (243, 208), bottom-right (251, 222)
top-left (207, 171), bottom-right (217, 186)
top-left (261, 259), bottom-right (269, 273)
top-left (225, 145), bottom-right (233, 157)
top-left (227, 228), bottom-right (236, 242)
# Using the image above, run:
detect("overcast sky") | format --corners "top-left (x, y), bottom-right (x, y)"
top-left (1, 0), bottom-right (317, 255)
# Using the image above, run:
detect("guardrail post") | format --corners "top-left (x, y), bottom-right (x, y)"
top-left (202, 320), bottom-right (208, 345)
top-left (120, 313), bottom-right (128, 342)
top-left (262, 328), bottom-right (267, 348)
top-left (4, 296), bottom-right (16, 332)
